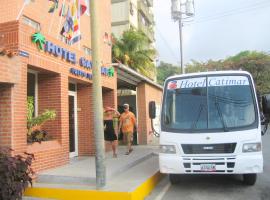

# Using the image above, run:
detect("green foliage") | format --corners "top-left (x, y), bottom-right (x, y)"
top-left (185, 51), bottom-right (270, 94)
top-left (112, 29), bottom-right (157, 80)
top-left (0, 148), bottom-right (34, 200)
top-left (27, 97), bottom-right (56, 143)
top-left (29, 109), bottom-right (56, 129)
top-left (27, 96), bottom-right (34, 122)
top-left (157, 61), bottom-right (181, 85)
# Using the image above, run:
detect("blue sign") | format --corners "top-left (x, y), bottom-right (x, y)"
top-left (34, 39), bottom-right (114, 80)
top-left (70, 68), bottom-right (93, 80)
top-left (45, 41), bottom-right (76, 64)
top-left (19, 50), bottom-right (29, 58)
top-left (79, 57), bottom-right (92, 69)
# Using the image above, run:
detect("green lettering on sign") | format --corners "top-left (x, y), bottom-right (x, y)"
top-left (108, 67), bottom-right (114, 77)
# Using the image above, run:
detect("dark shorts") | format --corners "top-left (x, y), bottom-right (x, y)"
top-left (104, 120), bottom-right (117, 141)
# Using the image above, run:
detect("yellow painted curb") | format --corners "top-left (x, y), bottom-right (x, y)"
top-left (24, 172), bottom-right (164, 200)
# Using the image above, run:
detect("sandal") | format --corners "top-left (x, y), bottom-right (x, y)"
top-left (125, 149), bottom-right (133, 155)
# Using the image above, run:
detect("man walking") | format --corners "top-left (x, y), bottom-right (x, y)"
top-left (119, 103), bottom-right (137, 155)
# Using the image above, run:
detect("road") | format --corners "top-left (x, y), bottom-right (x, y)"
top-left (147, 132), bottom-right (270, 200)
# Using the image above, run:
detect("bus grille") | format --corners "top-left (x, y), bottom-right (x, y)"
top-left (181, 143), bottom-right (237, 154)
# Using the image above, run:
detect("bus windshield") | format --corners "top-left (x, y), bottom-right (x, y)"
top-left (162, 75), bottom-right (257, 133)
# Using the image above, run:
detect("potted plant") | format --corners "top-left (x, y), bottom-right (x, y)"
top-left (0, 148), bottom-right (34, 200)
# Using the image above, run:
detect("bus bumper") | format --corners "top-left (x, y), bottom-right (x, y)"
top-left (159, 153), bottom-right (263, 174)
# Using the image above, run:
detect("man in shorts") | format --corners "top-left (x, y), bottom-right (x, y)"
top-left (119, 103), bottom-right (137, 155)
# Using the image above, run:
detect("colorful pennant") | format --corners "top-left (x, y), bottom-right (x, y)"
top-left (48, 0), bottom-right (59, 13)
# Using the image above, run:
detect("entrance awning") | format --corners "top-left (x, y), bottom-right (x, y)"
top-left (116, 64), bottom-right (162, 90)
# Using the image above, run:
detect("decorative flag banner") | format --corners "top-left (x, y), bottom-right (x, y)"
top-left (70, 0), bottom-right (81, 44)
top-left (60, 0), bottom-right (86, 45)
top-left (59, 0), bottom-right (88, 45)
top-left (60, 7), bottom-right (74, 40)
top-left (77, 0), bottom-right (87, 17)
top-left (48, 0), bottom-right (59, 13)
top-left (59, 3), bottom-right (68, 17)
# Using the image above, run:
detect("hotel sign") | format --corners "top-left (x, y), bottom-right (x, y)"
top-left (31, 32), bottom-right (114, 79)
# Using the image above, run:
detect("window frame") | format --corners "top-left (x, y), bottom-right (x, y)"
top-left (27, 69), bottom-right (38, 117)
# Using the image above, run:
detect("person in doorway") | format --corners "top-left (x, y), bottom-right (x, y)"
top-left (104, 106), bottom-right (120, 158)
top-left (118, 103), bottom-right (137, 155)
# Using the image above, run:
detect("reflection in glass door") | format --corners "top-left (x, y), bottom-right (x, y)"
top-left (69, 92), bottom-right (78, 157)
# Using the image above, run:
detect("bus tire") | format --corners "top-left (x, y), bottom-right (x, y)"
top-left (169, 174), bottom-right (180, 184)
top-left (243, 174), bottom-right (257, 186)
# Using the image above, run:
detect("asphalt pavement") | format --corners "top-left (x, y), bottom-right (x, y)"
top-left (147, 132), bottom-right (270, 200)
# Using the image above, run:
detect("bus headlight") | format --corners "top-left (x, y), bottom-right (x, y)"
top-left (242, 143), bottom-right (261, 153)
top-left (160, 145), bottom-right (176, 154)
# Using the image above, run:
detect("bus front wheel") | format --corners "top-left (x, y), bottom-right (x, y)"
top-left (243, 174), bottom-right (257, 186)
top-left (169, 174), bottom-right (180, 184)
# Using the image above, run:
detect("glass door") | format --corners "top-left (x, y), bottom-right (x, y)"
top-left (69, 92), bottom-right (78, 157)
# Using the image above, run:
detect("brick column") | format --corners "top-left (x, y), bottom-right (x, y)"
top-left (77, 84), bottom-right (95, 156)
top-left (0, 84), bottom-right (12, 148)
top-left (12, 62), bottom-right (27, 154)
top-left (137, 83), bottom-right (163, 145)
top-left (137, 83), bottom-right (148, 145)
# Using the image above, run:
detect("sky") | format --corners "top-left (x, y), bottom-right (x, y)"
top-left (154, 0), bottom-right (270, 66)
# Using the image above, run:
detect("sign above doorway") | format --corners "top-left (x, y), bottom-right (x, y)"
top-left (31, 32), bottom-right (115, 79)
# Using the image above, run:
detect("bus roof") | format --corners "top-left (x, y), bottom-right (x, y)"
top-left (166, 70), bottom-right (252, 82)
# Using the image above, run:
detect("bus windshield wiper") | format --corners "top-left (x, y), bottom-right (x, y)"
top-left (215, 98), bottom-right (229, 132)
top-left (191, 104), bottom-right (204, 130)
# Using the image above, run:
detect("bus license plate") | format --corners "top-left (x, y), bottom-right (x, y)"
top-left (200, 164), bottom-right (216, 172)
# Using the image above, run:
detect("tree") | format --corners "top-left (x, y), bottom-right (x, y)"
top-left (185, 51), bottom-right (270, 94)
top-left (225, 51), bottom-right (270, 93)
top-left (112, 29), bottom-right (157, 80)
top-left (157, 61), bottom-right (181, 85)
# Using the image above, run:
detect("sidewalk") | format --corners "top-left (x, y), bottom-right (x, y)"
top-left (24, 145), bottom-right (163, 200)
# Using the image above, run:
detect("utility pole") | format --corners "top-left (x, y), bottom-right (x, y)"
top-left (178, 14), bottom-right (184, 74)
top-left (90, 0), bottom-right (106, 189)
top-left (171, 0), bottom-right (195, 74)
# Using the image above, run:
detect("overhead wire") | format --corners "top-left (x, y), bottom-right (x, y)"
top-left (185, 0), bottom-right (270, 26)
top-left (196, 0), bottom-right (269, 21)
top-left (155, 26), bottom-right (180, 62)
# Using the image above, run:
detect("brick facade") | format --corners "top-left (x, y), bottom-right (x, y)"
top-left (0, 0), bottom-right (162, 173)
top-left (0, 0), bottom-right (117, 172)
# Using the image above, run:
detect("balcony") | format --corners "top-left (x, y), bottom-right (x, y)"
top-left (138, 1), bottom-right (154, 24)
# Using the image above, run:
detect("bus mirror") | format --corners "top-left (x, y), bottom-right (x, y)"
top-left (262, 94), bottom-right (270, 115)
top-left (149, 101), bottom-right (156, 119)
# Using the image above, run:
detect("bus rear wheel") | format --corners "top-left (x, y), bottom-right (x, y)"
top-left (243, 174), bottom-right (257, 186)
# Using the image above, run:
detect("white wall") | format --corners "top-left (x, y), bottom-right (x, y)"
top-left (112, 24), bottom-right (130, 38)
top-left (129, 0), bottom-right (138, 28)
top-left (112, 1), bottom-right (129, 23)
